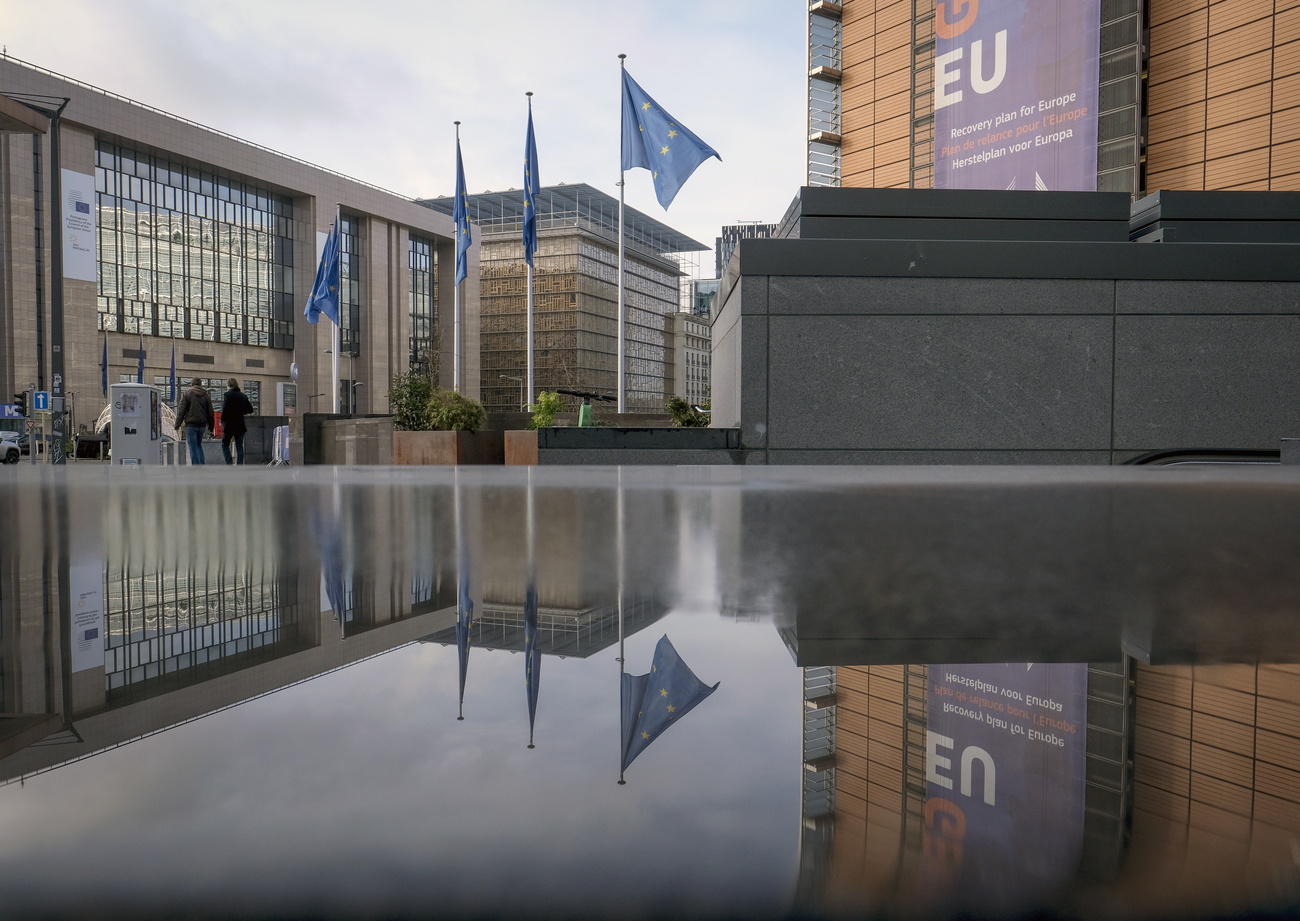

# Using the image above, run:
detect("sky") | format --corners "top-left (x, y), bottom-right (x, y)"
top-left (0, 0), bottom-right (808, 267)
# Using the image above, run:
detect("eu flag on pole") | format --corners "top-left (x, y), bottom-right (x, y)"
top-left (137, 333), bottom-right (145, 383)
top-left (454, 138), bottom-right (472, 285)
top-left (523, 105), bottom-right (540, 267)
top-left (620, 635), bottom-right (719, 773)
top-left (304, 219), bottom-right (341, 325)
top-left (621, 69), bottom-right (721, 210)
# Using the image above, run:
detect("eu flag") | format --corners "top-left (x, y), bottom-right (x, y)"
top-left (304, 219), bottom-right (341, 325)
top-left (620, 635), bottom-right (719, 772)
top-left (454, 138), bottom-right (472, 285)
top-left (522, 106), bottom-right (541, 267)
top-left (621, 69), bottom-right (721, 210)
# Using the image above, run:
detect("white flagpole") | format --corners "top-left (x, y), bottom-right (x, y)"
top-left (526, 92), bottom-right (536, 412)
top-left (332, 202), bottom-right (341, 413)
top-left (617, 55), bottom-right (627, 415)
top-left (454, 121), bottom-right (463, 394)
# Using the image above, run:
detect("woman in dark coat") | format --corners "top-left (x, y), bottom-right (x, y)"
top-left (220, 378), bottom-right (254, 465)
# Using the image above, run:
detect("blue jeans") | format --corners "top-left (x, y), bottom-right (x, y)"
top-left (185, 425), bottom-right (206, 465)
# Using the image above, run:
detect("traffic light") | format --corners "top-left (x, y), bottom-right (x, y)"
top-left (13, 391), bottom-right (27, 418)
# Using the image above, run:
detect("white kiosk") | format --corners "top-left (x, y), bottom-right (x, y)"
top-left (109, 383), bottom-right (162, 465)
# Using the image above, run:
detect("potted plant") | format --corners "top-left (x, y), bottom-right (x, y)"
top-left (392, 385), bottom-right (500, 465)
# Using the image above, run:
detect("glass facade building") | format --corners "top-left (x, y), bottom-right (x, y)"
top-left (421, 184), bottom-right (707, 417)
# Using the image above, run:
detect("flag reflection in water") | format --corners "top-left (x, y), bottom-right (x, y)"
top-left (620, 635), bottom-right (719, 779)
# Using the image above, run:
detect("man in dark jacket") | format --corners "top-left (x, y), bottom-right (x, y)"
top-left (175, 378), bottom-right (215, 465)
top-left (220, 378), bottom-right (255, 465)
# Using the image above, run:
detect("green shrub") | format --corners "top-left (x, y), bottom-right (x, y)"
top-left (666, 395), bottom-right (710, 428)
top-left (528, 391), bottom-right (566, 429)
top-left (388, 371), bottom-right (435, 431)
top-left (427, 388), bottom-right (487, 432)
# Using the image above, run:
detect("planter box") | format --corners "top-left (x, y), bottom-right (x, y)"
top-left (393, 430), bottom-right (504, 465)
top-left (504, 430), bottom-right (539, 465)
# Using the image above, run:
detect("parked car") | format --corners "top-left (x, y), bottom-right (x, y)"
top-left (0, 431), bottom-right (19, 464)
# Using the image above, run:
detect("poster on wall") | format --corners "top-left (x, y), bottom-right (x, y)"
top-left (933, 0), bottom-right (1101, 191)
top-left (70, 559), bottom-right (105, 673)
top-left (918, 662), bottom-right (1088, 916)
top-left (62, 169), bottom-right (98, 282)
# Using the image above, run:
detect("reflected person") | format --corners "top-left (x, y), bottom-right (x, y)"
top-left (220, 377), bottom-right (254, 465)
top-left (175, 377), bottom-right (215, 465)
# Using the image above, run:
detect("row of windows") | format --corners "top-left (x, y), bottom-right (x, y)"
top-left (102, 299), bottom-right (288, 349)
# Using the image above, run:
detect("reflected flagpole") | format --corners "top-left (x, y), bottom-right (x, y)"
top-left (617, 467), bottom-right (627, 784)
top-left (523, 93), bottom-right (540, 411)
top-left (454, 467), bottom-right (474, 720)
top-left (616, 55), bottom-right (628, 414)
top-left (525, 467), bottom-right (540, 748)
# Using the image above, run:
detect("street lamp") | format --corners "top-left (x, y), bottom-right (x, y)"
top-left (500, 374), bottom-right (525, 411)
top-left (306, 393), bottom-right (326, 410)
top-left (351, 381), bottom-right (365, 414)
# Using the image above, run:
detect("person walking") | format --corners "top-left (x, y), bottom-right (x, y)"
top-left (220, 378), bottom-right (254, 465)
top-left (175, 378), bottom-right (215, 465)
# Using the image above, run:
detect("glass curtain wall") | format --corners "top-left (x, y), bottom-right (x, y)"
top-left (94, 143), bottom-right (294, 350)
top-left (409, 234), bottom-right (437, 375)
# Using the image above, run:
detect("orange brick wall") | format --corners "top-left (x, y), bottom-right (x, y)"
top-left (826, 664), bottom-right (912, 903)
top-left (1147, 0), bottom-right (1300, 191)
top-left (840, 0), bottom-right (928, 188)
top-left (836, 0), bottom-right (1300, 192)
top-left (1123, 663), bottom-right (1300, 910)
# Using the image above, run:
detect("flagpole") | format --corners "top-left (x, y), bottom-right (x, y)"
top-left (525, 93), bottom-right (536, 413)
top-left (332, 202), bottom-right (341, 413)
top-left (617, 54), bottom-right (627, 416)
top-left (453, 121), bottom-right (463, 394)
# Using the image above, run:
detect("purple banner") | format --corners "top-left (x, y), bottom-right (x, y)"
top-left (918, 662), bottom-right (1087, 916)
top-left (933, 0), bottom-right (1100, 190)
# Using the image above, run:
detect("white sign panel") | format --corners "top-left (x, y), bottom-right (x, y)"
top-left (70, 559), bottom-right (105, 672)
top-left (62, 169), bottom-right (98, 282)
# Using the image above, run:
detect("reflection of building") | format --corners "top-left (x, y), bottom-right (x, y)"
top-left (419, 185), bottom-right (707, 416)
top-left (0, 468), bottom-right (683, 782)
top-left (795, 659), bottom-right (1300, 917)
top-left (421, 595), bottom-right (665, 659)
top-left (0, 55), bottom-right (475, 427)
top-left (808, 0), bottom-right (1297, 195)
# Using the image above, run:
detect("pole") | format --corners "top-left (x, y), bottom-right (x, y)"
top-left (332, 203), bottom-right (341, 413)
top-left (453, 121), bottom-right (463, 394)
top-left (48, 99), bottom-right (70, 464)
top-left (617, 55), bottom-right (627, 415)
